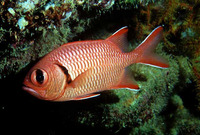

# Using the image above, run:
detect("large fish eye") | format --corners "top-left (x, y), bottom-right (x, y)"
top-left (30, 69), bottom-right (48, 86)
top-left (36, 69), bottom-right (44, 84)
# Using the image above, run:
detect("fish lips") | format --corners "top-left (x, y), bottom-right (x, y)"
top-left (22, 86), bottom-right (60, 101)
top-left (22, 86), bottom-right (44, 100)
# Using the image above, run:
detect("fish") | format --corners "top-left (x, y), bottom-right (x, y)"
top-left (23, 26), bottom-right (169, 101)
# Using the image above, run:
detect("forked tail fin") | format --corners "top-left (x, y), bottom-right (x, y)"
top-left (133, 26), bottom-right (169, 68)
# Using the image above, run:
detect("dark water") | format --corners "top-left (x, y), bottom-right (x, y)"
top-left (1, 1), bottom-right (200, 135)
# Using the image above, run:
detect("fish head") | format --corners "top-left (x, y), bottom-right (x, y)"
top-left (23, 61), bottom-right (67, 101)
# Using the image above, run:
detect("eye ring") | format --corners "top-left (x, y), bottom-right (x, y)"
top-left (30, 69), bottom-right (48, 86)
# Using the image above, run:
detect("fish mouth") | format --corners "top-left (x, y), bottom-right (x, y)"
top-left (22, 86), bottom-right (43, 99)
top-left (22, 86), bottom-right (59, 101)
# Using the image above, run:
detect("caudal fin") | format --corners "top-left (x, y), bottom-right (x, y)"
top-left (133, 26), bottom-right (169, 68)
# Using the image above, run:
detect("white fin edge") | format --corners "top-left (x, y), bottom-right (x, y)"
top-left (73, 93), bottom-right (100, 100)
top-left (138, 63), bottom-right (169, 69)
top-left (135, 26), bottom-right (162, 49)
top-left (112, 26), bottom-right (128, 35)
top-left (125, 88), bottom-right (140, 92)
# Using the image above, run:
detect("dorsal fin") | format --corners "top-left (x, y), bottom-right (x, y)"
top-left (106, 26), bottom-right (130, 52)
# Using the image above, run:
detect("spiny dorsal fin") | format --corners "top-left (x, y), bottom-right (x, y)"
top-left (106, 26), bottom-right (130, 52)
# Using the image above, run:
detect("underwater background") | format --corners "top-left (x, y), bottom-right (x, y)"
top-left (0, 0), bottom-right (200, 134)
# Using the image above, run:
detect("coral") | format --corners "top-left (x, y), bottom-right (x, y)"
top-left (168, 95), bottom-right (200, 134)
top-left (74, 49), bottom-right (197, 133)
top-left (17, 17), bottom-right (29, 30)
top-left (192, 56), bottom-right (200, 112)
top-left (75, 45), bottom-right (179, 131)
top-left (114, 0), bottom-right (200, 59)
top-left (17, 0), bottom-right (38, 13)
top-left (0, 0), bottom-right (118, 79)
top-left (1, 0), bottom-right (200, 134)
top-left (131, 94), bottom-right (200, 134)
top-left (1, 0), bottom-right (158, 79)
top-left (8, 7), bottom-right (15, 16)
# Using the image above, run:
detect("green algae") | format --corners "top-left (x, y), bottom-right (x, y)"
top-left (76, 45), bottom-right (179, 131)
top-left (0, 0), bottom-right (114, 79)
top-left (0, 0), bottom-right (158, 79)
top-left (75, 46), bottom-right (197, 134)
top-left (1, 0), bottom-right (200, 134)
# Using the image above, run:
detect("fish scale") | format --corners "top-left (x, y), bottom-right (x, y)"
top-left (56, 41), bottom-right (125, 81)
top-left (68, 65), bottom-right (124, 98)
top-left (23, 26), bottom-right (169, 101)
top-left (53, 41), bottom-right (126, 99)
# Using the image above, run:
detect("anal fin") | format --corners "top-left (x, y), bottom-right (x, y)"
top-left (73, 93), bottom-right (100, 100)
top-left (110, 67), bottom-right (140, 91)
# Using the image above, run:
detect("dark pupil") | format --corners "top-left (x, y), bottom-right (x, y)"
top-left (36, 69), bottom-right (44, 84)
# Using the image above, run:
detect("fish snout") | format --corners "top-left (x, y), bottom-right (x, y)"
top-left (22, 86), bottom-right (43, 99)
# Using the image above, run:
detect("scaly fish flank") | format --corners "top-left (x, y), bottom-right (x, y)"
top-left (23, 26), bottom-right (169, 101)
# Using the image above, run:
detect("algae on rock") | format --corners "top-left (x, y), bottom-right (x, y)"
top-left (1, 0), bottom-right (200, 134)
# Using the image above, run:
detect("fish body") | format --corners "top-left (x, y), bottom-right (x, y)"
top-left (23, 26), bottom-right (169, 101)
